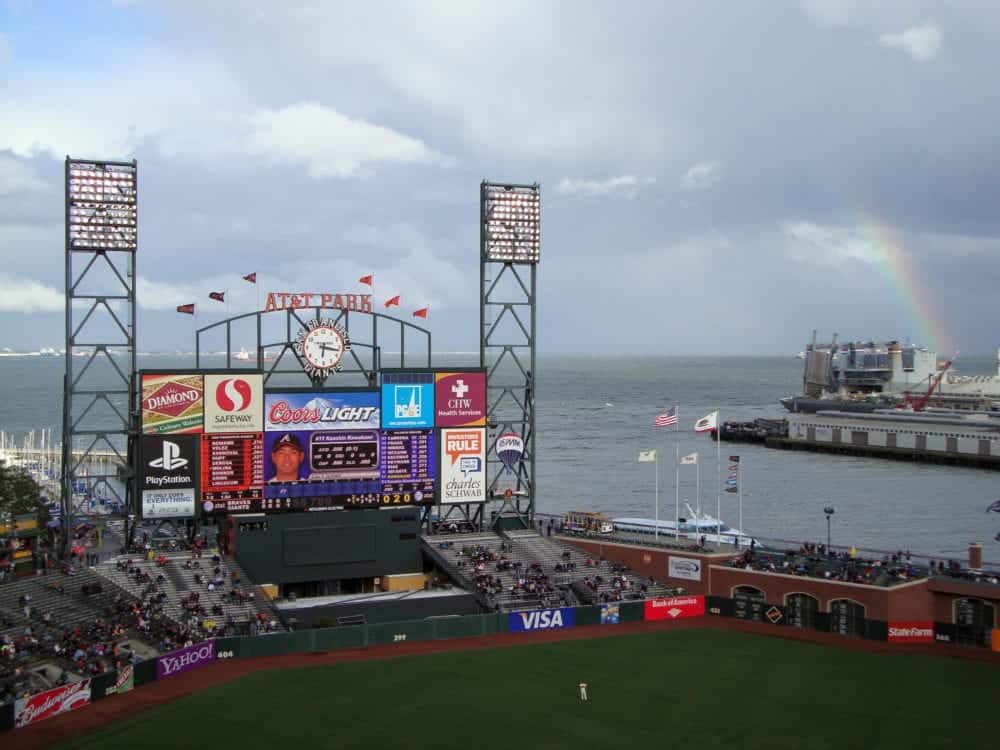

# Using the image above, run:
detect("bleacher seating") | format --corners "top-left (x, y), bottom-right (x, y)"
top-left (94, 552), bottom-right (279, 636)
top-left (423, 530), bottom-right (680, 611)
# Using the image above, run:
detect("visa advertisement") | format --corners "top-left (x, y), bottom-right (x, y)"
top-left (434, 371), bottom-right (486, 427)
top-left (508, 607), bottom-right (575, 632)
top-left (204, 373), bottom-right (264, 433)
top-left (381, 372), bottom-right (435, 429)
top-left (141, 373), bottom-right (204, 434)
top-left (440, 427), bottom-right (486, 503)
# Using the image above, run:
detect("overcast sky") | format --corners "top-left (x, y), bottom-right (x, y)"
top-left (1, 1), bottom-right (999, 355)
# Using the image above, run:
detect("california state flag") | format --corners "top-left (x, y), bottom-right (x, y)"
top-left (694, 410), bottom-right (719, 433)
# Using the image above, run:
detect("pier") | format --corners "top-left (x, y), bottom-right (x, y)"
top-left (764, 436), bottom-right (1000, 470)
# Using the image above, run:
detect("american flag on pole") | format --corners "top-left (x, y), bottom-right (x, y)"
top-left (654, 406), bottom-right (678, 427)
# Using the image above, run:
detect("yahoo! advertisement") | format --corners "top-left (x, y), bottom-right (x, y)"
top-left (156, 640), bottom-right (217, 680)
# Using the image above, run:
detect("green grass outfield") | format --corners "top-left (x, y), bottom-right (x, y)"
top-left (64, 629), bottom-right (995, 750)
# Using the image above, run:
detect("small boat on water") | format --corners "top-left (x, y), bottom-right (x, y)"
top-left (613, 504), bottom-right (756, 547)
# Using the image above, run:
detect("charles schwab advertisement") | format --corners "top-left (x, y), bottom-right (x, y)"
top-left (440, 427), bottom-right (486, 503)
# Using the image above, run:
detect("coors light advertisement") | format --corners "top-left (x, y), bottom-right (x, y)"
top-left (142, 373), bottom-right (204, 434)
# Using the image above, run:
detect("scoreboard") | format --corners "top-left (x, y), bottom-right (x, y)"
top-left (380, 429), bottom-right (435, 505)
top-left (200, 433), bottom-right (264, 513)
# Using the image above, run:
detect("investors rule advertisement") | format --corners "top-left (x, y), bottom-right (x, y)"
top-left (644, 596), bottom-right (705, 621)
top-left (204, 373), bottom-right (264, 433)
top-left (141, 373), bottom-right (203, 434)
top-left (141, 435), bottom-right (199, 518)
top-left (200, 432), bottom-right (264, 514)
top-left (434, 371), bottom-right (486, 427)
top-left (440, 427), bottom-right (486, 503)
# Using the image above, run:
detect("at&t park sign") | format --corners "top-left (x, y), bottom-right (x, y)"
top-left (264, 291), bottom-right (374, 313)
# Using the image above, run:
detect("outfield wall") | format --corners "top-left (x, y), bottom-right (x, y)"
top-left (2, 593), bottom-right (994, 734)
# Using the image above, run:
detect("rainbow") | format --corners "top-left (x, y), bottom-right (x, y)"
top-left (861, 217), bottom-right (950, 354)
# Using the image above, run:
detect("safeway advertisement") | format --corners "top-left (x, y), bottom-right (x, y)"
top-left (644, 595), bottom-right (706, 621)
top-left (14, 680), bottom-right (92, 728)
top-left (887, 622), bottom-right (934, 643)
top-left (203, 373), bottom-right (264, 433)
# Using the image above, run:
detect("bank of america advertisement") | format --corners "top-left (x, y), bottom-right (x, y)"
top-left (140, 435), bottom-right (199, 518)
top-left (141, 374), bottom-right (204, 434)
top-left (204, 374), bottom-right (264, 434)
top-left (440, 427), bottom-right (486, 503)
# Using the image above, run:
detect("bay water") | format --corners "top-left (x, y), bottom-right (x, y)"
top-left (1, 353), bottom-right (997, 563)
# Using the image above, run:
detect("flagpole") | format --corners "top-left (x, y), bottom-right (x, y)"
top-left (716, 407), bottom-right (722, 545)
top-left (674, 404), bottom-right (680, 541)
top-left (654, 452), bottom-right (659, 544)
top-left (739, 456), bottom-right (743, 540)
top-left (696, 457), bottom-right (700, 518)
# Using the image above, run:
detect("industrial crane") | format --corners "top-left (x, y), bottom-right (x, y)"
top-left (898, 353), bottom-right (958, 411)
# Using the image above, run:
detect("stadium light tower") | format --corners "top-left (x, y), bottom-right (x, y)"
top-left (480, 181), bottom-right (540, 529)
top-left (61, 158), bottom-right (138, 558)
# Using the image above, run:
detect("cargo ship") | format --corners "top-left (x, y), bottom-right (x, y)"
top-left (781, 334), bottom-right (1000, 414)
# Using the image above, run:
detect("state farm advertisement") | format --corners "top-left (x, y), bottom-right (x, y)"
top-left (156, 640), bottom-right (216, 680)
top-left (440, 427), bottom-right (486, 503)
top-left (204, 373), bottom-right (264, 433)
top-left (434, 371), bottom-right (486, 427)
top-left (141, 373), bottom-right (204, 434)
top-left (644, 595), bottom-right (706, 621)
top-left (887, 622), bottom-right (934, 643)
top-left (14, 680), bottom-right (92, 728)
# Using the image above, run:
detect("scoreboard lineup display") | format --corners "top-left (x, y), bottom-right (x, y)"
top-left (138, 369), bottom-right (488, 519)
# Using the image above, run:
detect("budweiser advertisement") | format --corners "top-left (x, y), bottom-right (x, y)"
top-left (142, 373), bottom-right (204, 434)
top-left (156, 640), bottom-right (216, 680)
top-left (14, 679), bottom-right (92, 728)
top-left (644, 595), bottom-right (706, 621)
top-left (887, 622), bottom-right (934, 643)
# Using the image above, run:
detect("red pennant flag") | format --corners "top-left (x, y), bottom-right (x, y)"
top-left (385, 295), bottom-right (400, 307)
top-left (243, 273), bottom-right (256, 284)
top-left (359, 274), bottom-right (373, 286)
top-left (176, 303), bottom-right (195, 315)
top-left (209, 291), bottom-right (225, 302)
top-left (412, 307), bottom-right (428, 319)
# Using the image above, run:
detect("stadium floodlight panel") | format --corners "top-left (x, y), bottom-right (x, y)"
top-left (484, 187), bottom-right (541, 263)
top-left (67, 161), bottom-right (138, 251)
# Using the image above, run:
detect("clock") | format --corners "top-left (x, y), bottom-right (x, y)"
top-left (294, 318), bottom-right (351, 377)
